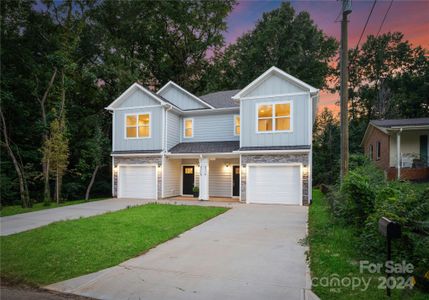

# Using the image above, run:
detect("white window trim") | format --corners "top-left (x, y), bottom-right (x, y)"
top-left (234, 115), bottom-right (240, 136)
top-left (124, 112), bottom-right (152, 139)
top-left (183, 117), bottom-right (194, 138)
top-left (255, 101), bottom-right (293, 134)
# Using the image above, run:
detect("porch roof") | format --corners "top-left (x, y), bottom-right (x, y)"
top-left (168, 141), bottom-right (240, 154)
top-left (371, 118), bottom-right (429, 129)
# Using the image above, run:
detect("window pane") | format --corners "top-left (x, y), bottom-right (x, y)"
top-left (126, 115), bottom-right (137, 126)
top-left (275, 103), bottom-right (290, 117)
top-left (275, 117), bottom-right (290, 131)
top-left (235, 125), bottom-right (240, 135)
top-left (235, 116), bottom-right (240, 126)
top-left (185, 128), bottom-right (193, 137)
top-left (258, 104), bottom-right (272, 118)
top-left (138, 126), bottom-right (149, 137)
top-left (258, 119), bottom-right (272, 131)
top-left (138, 114), bottom-right (150, 126)
top-left (185, 167), bottom-right (193, 174)
top-left (126, 127), bottom-right (137, 137)
top-left (185, 119), bottom-right (193, 129)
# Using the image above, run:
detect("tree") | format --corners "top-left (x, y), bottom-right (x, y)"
top-left (201, 2), bottom-right (338, 93)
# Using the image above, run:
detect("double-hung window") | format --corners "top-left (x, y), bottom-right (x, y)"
top-left (234, 115), bottom-right (240, 136)
top-left (369, 144), bottom-right (374, 160)
top-left (125, 113), bottom-right (150, 138)
top-left (184, 118), bottom-right (193, 138)
top-left (257, 102), bottom-right (292, 132)
top-left (376, 141), bottom-right (381, 160)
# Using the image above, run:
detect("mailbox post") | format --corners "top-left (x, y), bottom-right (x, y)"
top-left (378, 217), bottom-right (401, 297)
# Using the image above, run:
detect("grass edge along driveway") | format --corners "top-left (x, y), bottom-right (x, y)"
top-left (0, 203), bottom-right (228, 286)
top-left (308, 189), bottom-right (427, 300)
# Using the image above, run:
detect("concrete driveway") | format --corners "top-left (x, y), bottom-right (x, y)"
top-left (0, 198), bottom-right (146, 236)
top-left (47, 204), bottom-right (310, 300)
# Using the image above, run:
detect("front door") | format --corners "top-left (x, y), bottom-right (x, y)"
top-left (420, 135), bottom-right (428, 164)
top-left (182, 166), bottom-right (195, 195)
top-left (232, 166), bottom-right (240, 197)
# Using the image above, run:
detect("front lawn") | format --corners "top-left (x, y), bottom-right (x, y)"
top-left (0, 197), bottom-right (107, 217)
top-left (0, 204), bottom-right (228, 285)
top-left (308, 189), bottom-right (427, 300)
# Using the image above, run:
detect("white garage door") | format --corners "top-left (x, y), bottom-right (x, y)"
top-left (118, 165), bottom-right (156, 199)
top-left (247, 165), bottom-right (301, 205)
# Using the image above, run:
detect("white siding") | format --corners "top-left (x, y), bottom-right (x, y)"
top-left (167, 111), bottom-right (180, 150)
top-left (389, 130), bottom-right (429, 167)
top-left (181, 113), bottom-right (239, 142)
top-left (159, 87), bottom-right (206, 110)
top-left (163, 158), bottom-right (181, 198)
top-left (209, 158), bottom-right (238, 197)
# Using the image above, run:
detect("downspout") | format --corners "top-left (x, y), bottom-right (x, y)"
top-left (396, 128), bottom-right (402, 180)
top-left (161, 104), bottom-right (173, 199)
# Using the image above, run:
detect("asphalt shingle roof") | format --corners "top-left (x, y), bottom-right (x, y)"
top-left (199, 90), bottom-right (240, 108)
top-left (169, 141), bottom-right (240, 153)
top-left (371, 118), bottom-right (429, 128)
top-left (239, 145), bottom-right (311, 151)
top-left (112, 150), bottom-right (162, 155)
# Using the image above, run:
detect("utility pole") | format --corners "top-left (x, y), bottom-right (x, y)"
top-left (340, 0), bottom-right (352, 181)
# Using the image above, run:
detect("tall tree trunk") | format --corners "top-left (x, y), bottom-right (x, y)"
top-left (38, 68), bottom-right (57, 204)
top-left (0, 108), bottom-right (31, 207)
top-left (55, 170), bottom-right (60, 204)
top-left (85, 165), bottom-right (99, 201)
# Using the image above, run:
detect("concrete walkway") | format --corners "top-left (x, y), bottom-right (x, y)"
top-left (47, 204), bottom-right (311, 300)
top-left (0, 198), bottom-right (240, 236)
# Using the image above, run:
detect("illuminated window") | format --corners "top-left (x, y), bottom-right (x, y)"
top-left (257, 102), bottom-right (291, 132)
top-left (184, 118), bottom-right (193, 138)
top-left (184, 167), bottom-right (193, 174)
top-left (234, 115), bottom-right (240, 136)
top-left (126, 113), bottom-right (150, 138)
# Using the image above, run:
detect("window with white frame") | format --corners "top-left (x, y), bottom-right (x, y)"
top-left (369, 144), bottom-right (373, 160)
top-left (376, 141), bottom-right (381, 160)
top-left (125, 113), bottom-right (150, 138)
top-left (257, 102), bottom-right (291, 132)
top-left (184, 118), bottom-right (193, 138)
top-left (234, 115), bottom-right (240, 136)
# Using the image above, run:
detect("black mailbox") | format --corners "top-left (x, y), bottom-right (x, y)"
top-left (378, 217), bottom-right (401, 239)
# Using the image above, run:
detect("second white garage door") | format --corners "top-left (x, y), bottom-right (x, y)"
top-left (118, 165), bottom-right (157, 199)
top-left (247, 165), bottom-right (301, 205)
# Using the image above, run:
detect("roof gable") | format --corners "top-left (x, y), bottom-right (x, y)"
top-left (157, 81), bottom-right (214, 110)
top-left (232, 66), bottom-right (318, 99)
top-left (106, 83), bottom-right (165, 110)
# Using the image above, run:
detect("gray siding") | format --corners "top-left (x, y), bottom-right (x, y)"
top-left (114, 107), bottom-right (163, 151)
top-left (181, 113), bottom-right (239, 143)
top-left (159, 87), bottom-right (206, 110)
top-left (245, 74), bottom-right (304, 97)
top-left (240, 94), bottom-right (311, 147)
top-left (163, 158), bottom-right (181, 197)
top-left (120, 89), bottom-right (160, 107)
top-left (167, 111), bottom-right (180, 150)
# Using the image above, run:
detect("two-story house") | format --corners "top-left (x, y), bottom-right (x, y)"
top-left (106, 67), bottom-right (319, 205)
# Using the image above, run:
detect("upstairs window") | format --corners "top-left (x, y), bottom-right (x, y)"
top-left (184, 118), bottom-right (193, 138)
top-left (376, 141), bottom-right (381, 160)
top-left (126, 113), bottom-right (150, 138)
top-left (257, 102), bottom-right (291, 133)
top-left (234, 115), bottom-right (240, 136)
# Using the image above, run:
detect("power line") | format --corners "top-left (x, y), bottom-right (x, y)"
top-left (376, 0), bottom-right (394, 37)
top-left (355, 0), bottom-right (377, 49)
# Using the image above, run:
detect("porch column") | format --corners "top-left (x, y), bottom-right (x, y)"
top-left (199, 157), bottom-right (209, 200)
top-left (396, 130), bottom-right (402, 180)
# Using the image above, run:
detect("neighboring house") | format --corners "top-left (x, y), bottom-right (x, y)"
top-left (106, 66), bottom-right (319, 205)
top-left (361, 118), bottom-right (429, 181)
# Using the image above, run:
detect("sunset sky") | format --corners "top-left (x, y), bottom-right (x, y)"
top-left (224, 0), bottom-right (429, 114)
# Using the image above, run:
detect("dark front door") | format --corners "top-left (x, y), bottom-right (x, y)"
top-left (233, 166), bottom-right (240, 197)
top-left (182, 166), bottom-right (195, 195)
top-left (420, 135), bottom-right (428, 164)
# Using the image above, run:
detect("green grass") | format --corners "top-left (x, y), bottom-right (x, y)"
top-left (308, 189), bottom-right (427, 300)
top-left (0, 204), bottom-right (228, 285)
top-left (0, 198), bottom-right (108, 217)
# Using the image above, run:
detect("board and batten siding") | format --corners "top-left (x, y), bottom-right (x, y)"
top-left (209, 158), bottom-right (239, 197)
top-left (113, 106), bottom-right (163, 151)
top-left (240, 94), bottom-right (311, 147)
top-left (163, 158), bottom-right (181, 197)
top-left (167, 111), bottom-right (180, 150)
top-left (181, 113), bottom-right (239, 142)
top-left (245, 74), bottom-right (304, 97)
top-left (159, 87), bottom-right (206, 110)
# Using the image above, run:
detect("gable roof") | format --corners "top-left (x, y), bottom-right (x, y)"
top-left (157, 81), bottom-right (215, 109)
top-left (232, 66), bottom-right (319, 99)
top-left (106, 83), bottom-right (166, 110)
top-left (199, 90), bottom-right (240, 108)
